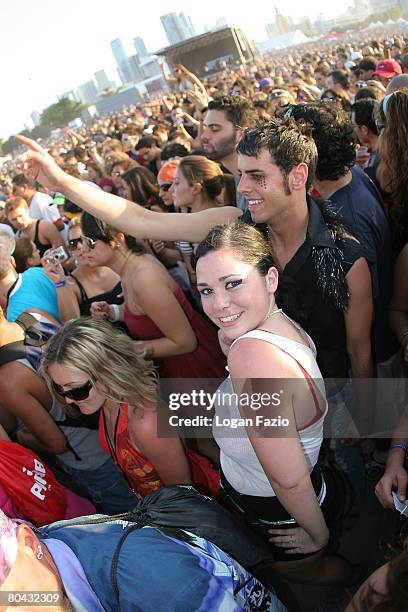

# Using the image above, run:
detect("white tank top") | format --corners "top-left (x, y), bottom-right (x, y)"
top-left (213, 322), bottom-right (328, 497)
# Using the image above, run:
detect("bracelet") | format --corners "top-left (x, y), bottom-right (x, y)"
top-left (54, 280), bottom-right (66, 288)
top-left (390, 443), bottom-right (408, 452)
top-left (108, 304), bottom-right (120, 322)
top-left (400, 330), bottom-right (408, 345)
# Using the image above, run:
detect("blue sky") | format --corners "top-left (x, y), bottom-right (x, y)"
top-left (2, 0), bottom-right (343, 139)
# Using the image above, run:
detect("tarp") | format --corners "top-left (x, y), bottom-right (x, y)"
top-left (257, 30), bottom-right (310, 54)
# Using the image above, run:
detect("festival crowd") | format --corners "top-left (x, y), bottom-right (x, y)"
top-left (0, 27), bottom-right (407, 611)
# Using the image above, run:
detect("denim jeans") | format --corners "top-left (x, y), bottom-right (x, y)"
top-left (64, 457), bottom-right (139, 514)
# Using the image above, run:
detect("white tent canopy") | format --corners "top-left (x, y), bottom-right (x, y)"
top-left (257, 30), bottom-right (310, 54)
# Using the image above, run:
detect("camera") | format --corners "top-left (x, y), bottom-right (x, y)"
top-left (48, 246), bottom-right (68, 265)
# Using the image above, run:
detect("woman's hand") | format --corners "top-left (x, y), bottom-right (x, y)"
top-left (133, 340), bottom-right (154, 358)
top-left (15, 135), bottom-right (68, 192)
top-left (268, 526), bottom-right (329, 555)
top-left (41, 251), bottom-right (65, 284)
top-left (375, 463), bottom-right (408, 508)
top-left (90, 301), bottom-right (112, 321)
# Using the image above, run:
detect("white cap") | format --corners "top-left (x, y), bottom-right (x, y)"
top-left (351, 51), bottom-right (363, 61)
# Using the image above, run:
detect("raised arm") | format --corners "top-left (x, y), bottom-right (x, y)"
top-left (17, 135), bottom-right (241, 243)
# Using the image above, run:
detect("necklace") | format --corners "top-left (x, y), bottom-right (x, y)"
top-left (120, 252), bottom-right (134, 277)
top-left (262, 307), bottom-right (282, 324)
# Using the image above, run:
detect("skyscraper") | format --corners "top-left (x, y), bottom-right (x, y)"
top-left (133, 36), bottom-right (149, 59)
top-left (128, 55), bottom-right (144, 82)
top-left (94, 70), bottom-right (115, 93)
top-left (110, 38), bottom-right (133, 84)
top-left (160, 12), bottom-right (196, 46)
top-left (77, 80), bottom-right (98, 104)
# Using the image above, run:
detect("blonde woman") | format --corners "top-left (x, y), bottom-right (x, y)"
top-left (42, 318), bottom-right (192, 497)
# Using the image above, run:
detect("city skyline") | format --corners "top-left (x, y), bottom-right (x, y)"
top-left (0, 0), bottom-right (389, 140)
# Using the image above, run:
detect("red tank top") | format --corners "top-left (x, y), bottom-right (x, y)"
top-left (98, 402), bottom-right (162, 497)
top-left (123, 283), bottom-right (226, 378)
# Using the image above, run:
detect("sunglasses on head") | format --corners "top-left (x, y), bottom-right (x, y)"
top-left (159, 183), bottom-right (172, 192)
top-left (68, 237), bottom-right (82, 250)
top-left (51, 379), bottom-right (93, 401)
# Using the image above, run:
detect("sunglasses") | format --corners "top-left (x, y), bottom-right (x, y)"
top-left (51, 379), bottom-right (93, 401)
top-left (159, 183), bottom-right (172, 192)
top-left (68, 237), bottom-right (82, 250)
top-left (81, 236), bottom-right (99, 250)
top-left (111, 171), bottom-right (122, 177)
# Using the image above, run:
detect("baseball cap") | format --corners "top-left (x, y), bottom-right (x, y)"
top-left (373, 59), bottom-right (402, 79)
top-left (157, 160), bottom-right (179, 184)
top-left (259, 78), bottom-right (274, 90)
top-left (350, 51), bottom-right (363, 61)
top-left (53, 193), bottom-right (66, 206)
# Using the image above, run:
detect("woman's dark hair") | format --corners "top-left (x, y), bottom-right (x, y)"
top-left (121, 166), bottom-right (161, 208)
top-left (81, 212), bottom-right (145, 255)
top-left (194, 222), bottom-right (303, 322)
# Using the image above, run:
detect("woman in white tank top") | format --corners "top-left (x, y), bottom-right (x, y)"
top-left (195, 222), bottom-right (351, 586)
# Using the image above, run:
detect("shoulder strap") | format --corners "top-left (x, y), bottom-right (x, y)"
top-left (34, 219), bottom-right (41, 243)
top-left (233, 329), bottom-right (323, 420)
top-left (70, 274), bottom-right (88, 302)
top-left (0, 314), bottom-right (39, 367)
top-left (15, 312), bottom-right (38, 332)
top-left (0, 341), bottom-right (26, 367)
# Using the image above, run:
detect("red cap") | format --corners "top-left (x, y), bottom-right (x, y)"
top-left (157, 160), bottom-right (179, 184)
top-left (373, 59), bottom-right (402, 79)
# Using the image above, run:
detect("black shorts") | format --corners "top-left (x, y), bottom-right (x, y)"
top-left (220, 466), bottom-right (327, 562)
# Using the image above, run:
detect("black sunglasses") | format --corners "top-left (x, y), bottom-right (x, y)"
top-left (81, 236), bottom-right (99, 250)
top-left (159, 183), bottom-right (172, 192)
top-left (52, 379), bottom-right (93, 401)
top-left (68, 237), bottom-right (82, 250)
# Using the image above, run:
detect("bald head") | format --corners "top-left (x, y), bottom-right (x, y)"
top-left (386, 74), bottom-right (408, 94)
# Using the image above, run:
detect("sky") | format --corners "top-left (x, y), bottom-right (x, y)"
top-left (1, 0), bottom-right (345, 140)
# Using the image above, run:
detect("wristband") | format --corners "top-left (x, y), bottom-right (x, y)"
top-left (390, 443), bottom-right (408, 452)
top-left (400, 330), bottom-right (408, 345)
top-left (108, 304), bottom-right (120, 322)
top-left (54, 280), bottom-right (66, 288)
